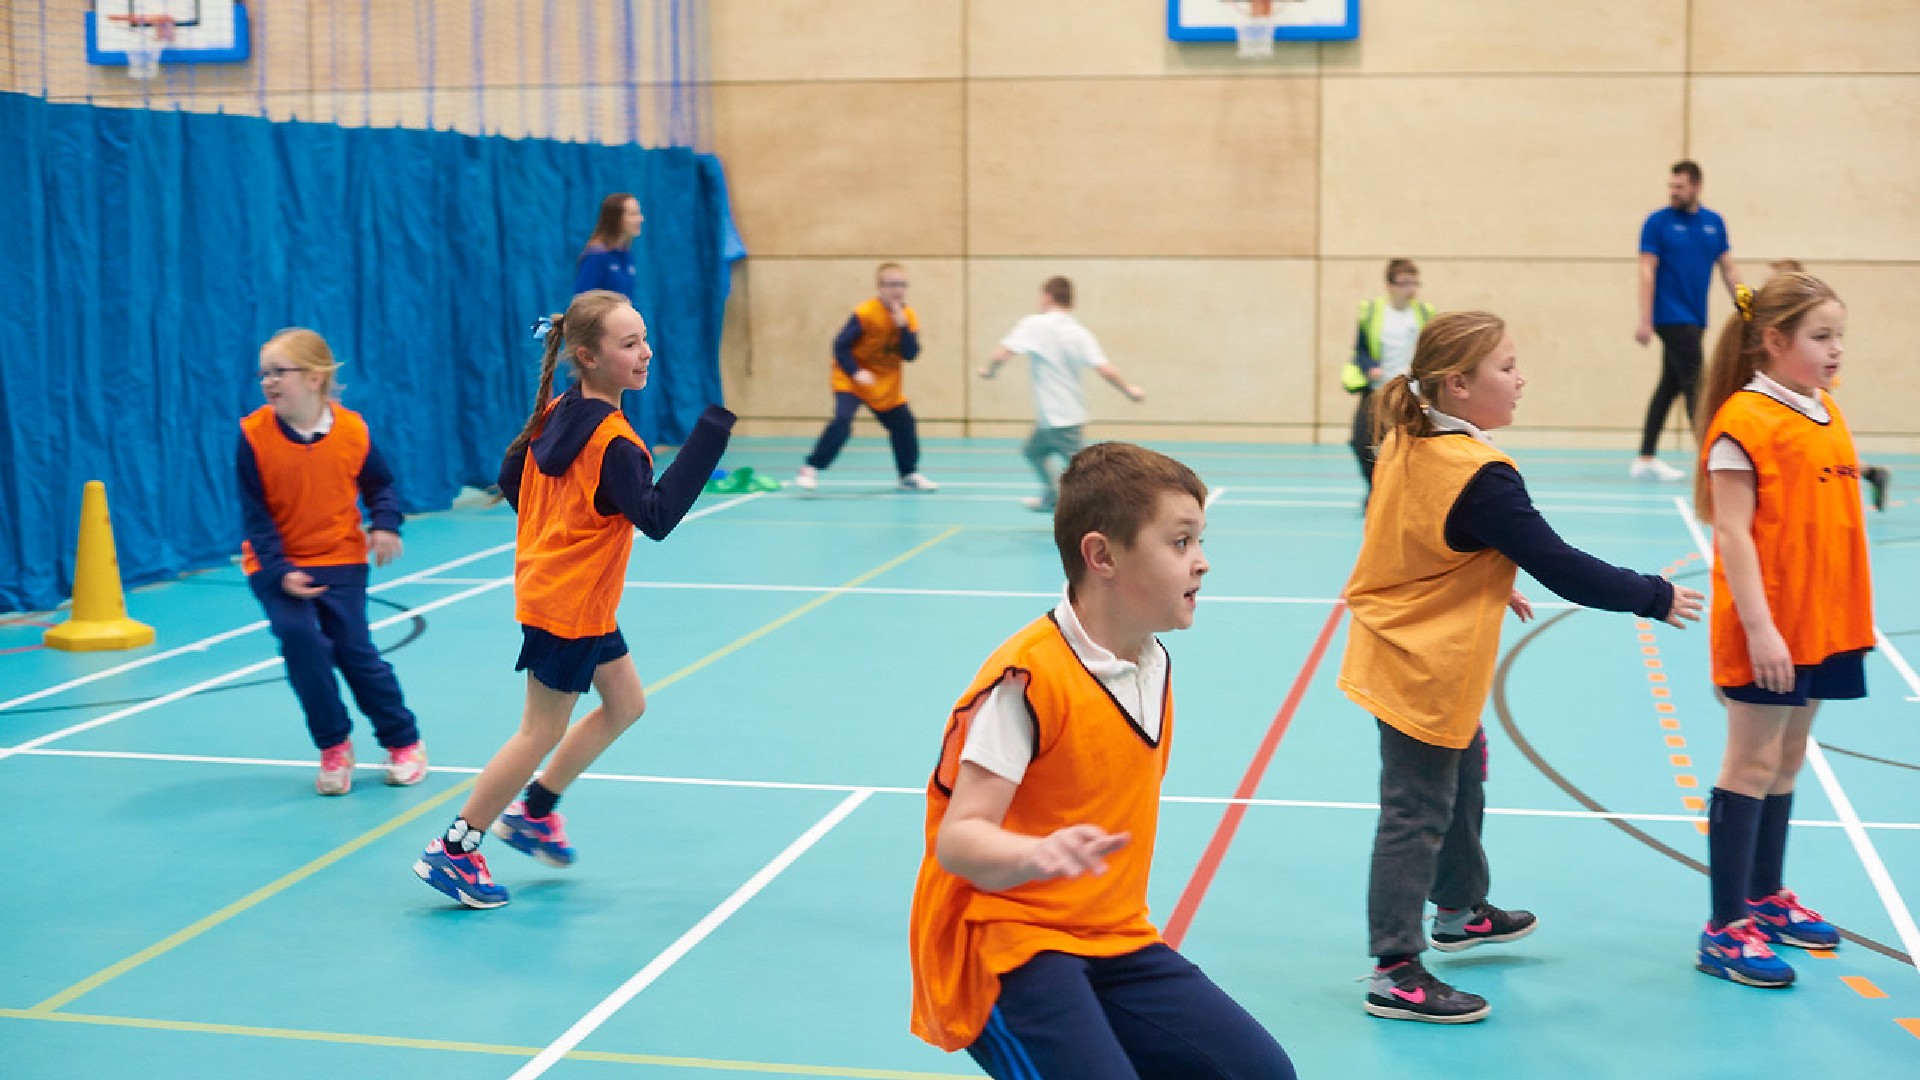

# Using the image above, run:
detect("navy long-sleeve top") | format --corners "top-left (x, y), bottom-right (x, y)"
top-left (236, 414), bottom-right (402, 587)
top-left (498, 388), bottom-right (735, 541)
top-left (1446, 460), bottom-right (1675, 619)
top-left (832, 313), bottom-right (920, 377)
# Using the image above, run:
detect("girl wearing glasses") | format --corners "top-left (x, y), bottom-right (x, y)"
top-left (238, 329), bottom-right (426, 796)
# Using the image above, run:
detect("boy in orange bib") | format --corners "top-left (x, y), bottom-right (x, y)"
top-left (1690, 273), bottom-right (1875, 988)
top-left (908, 442), bottom-right (1293, 1078)
top-left (794, 263), bottom-right (937, 493)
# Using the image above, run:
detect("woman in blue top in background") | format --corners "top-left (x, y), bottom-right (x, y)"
top-left (575, 193), bottom-right (643, 298)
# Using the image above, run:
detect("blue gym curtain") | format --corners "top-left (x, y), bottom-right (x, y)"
top-left (0, 92), bottom-right (737, 612)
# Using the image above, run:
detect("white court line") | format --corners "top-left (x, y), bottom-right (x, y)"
top-left (0, 580), bottom-right (510, 762)
top-left (1672, 495), bottom-right (1920, 974)
top-left (0, 541), bottom-right (515, 715)
top-left (0, 494), bottom-right (765, 759)
top-left (1219, 496), bottom-right (1672, 516)
top-left (508, 788), bottom-right (874, 1080)
top-left (397, 578), bottom-right (1587, 612)
top-left (10, 747), bottom-right (920, 794)
top-left (802, 474), bottom-right (1679, 504)
top-left (1877, 628), bottom-right (1920, 704)
top-left (0, 494), bottom-right (763, 715)
top-left (20, 747), bottom-right (1920, 832)
top-left (797, 490), bottom-right (1413, 512)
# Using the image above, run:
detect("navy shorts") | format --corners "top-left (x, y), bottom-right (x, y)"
top-left (516, 625), bottom-right (629, 694)
top-left (1721, 649), bottom-right (1868, 707)
top-left (966, 945), bottom-right (1294, 1079)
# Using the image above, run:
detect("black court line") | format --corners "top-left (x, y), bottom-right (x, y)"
top-left (0, 596), bottom-right (428, 719)
top-left (1822, 744), bottom-right (1920, 776)
top-left (1493, 608), bottom-right (1911, 965)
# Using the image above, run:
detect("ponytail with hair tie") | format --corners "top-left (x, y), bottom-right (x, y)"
top-left (506, 292), bottom-right (628, 462)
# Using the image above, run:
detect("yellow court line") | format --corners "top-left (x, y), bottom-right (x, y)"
top-left (0, 1009), bottom-right (969, 1079)
top-left (29, 527), bottom-right (961, 1017)
top-left (30, 776), bottom-right (477, 1013)
top-left (641, 526), bottom-right (962, 694)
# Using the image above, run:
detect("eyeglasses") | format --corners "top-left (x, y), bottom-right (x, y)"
top-left (879, 280), bottom-right (909, 288)
top-left (258, 366), bottom-right (304, 381)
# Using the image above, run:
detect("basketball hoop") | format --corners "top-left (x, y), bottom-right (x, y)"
top-left (112, 14), bottom-right (176, 80)
top-left (1228, 0), bottom-right (1301, 59)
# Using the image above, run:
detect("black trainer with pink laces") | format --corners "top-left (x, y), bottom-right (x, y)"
top-left (1364, 959), bottom-right (1491, 1023)
top-left (1430, 901), bottom-right (1538, 952)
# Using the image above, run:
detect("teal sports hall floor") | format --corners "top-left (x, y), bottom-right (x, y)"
top-left (4, 438), bottom-right (1918, 1079)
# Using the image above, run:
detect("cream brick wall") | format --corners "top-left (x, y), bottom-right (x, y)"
top-left (711, 0), bottom-right (1920, 451)
top-left (14, 0), bottom-right (1917, 449)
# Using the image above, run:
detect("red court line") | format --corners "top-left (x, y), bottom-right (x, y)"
top-left (1164, 602), bottom-right (1347, 948)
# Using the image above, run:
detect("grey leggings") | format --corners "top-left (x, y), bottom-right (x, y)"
top-left (1023, 425), bottom-right (1083, 503)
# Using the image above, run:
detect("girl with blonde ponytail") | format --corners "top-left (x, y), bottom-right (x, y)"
top-left (1690, 271), bottom-right (1874, 989)
top-left (239, 328), bottom-right (425, 796)
top-left (1340, 312), bottom-right (1703, 1024)
top-left (413, 288), bottom-right (736, 908)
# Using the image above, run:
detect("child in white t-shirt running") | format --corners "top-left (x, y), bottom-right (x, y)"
top-left (980, 277), bottom-right (1145, 511)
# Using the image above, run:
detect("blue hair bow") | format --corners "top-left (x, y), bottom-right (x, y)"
top-left (530, 315), bottom-right (555, 341)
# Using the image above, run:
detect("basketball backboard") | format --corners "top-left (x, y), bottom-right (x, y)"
top-left (1167, 0), bottom-right (1360, 44)
top-left (86, 0), bottom-right (251, 69)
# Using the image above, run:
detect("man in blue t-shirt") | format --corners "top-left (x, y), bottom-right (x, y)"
top-left (1632, 160), bottom-right (1744, 481)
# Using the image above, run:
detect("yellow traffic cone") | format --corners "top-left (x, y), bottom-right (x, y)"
top-left (43, 481), bottom-right (155, 652)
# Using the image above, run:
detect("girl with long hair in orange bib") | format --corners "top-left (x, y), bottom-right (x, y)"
top-left (1690, 273), bottom-right (1873, 987)
top-left (1341, 313), bottom-right (1702, 1023)
top-left (414, 289), bottom-right (734, 908)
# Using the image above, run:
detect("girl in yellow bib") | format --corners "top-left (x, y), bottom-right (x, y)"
top-left (1689, 273), bottom-right (1874, 988)
top-left (1341, 312), bottom-right (1703, 1022)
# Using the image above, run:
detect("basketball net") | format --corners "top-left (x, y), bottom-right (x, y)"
top-left (122, 15), bottom-right (176, 81)
top-left (1230, 0), bottom-right (1286, 59)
